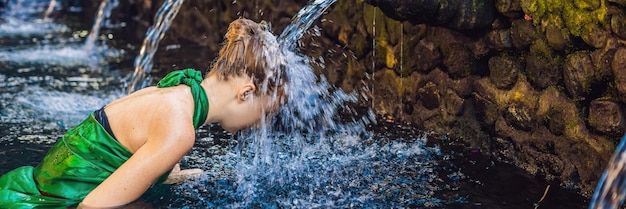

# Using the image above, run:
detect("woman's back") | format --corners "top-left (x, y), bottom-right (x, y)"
top-left (105, 85), bottom-right (197, 153)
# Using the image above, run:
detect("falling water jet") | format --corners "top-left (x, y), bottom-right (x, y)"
top-left (84, 0), bottom-right (119, 51)
top-left (43, 0), bottom-right (56, 22)
top-left (370, 6), bottom-right (376, 109)
top-left (399, 21), bottom-right (403, 117)
top-left (126, 0), bottom-right (186, 93)
top-left (588, 134), bottom-right (626, 209)
top-left (278, 0), bottom-right (337, 51)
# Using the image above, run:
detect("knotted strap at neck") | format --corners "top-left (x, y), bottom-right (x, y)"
top-left (157, 68), bottom-right (209, 129)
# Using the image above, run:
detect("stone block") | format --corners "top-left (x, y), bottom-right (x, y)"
top-left (588, 100), bottom-right (625, 136)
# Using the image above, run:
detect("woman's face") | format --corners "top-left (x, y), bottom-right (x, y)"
top-left (220, 94), bottom-right (280, 133)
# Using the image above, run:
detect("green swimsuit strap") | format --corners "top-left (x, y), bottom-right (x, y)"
top-left (157, 68), bottom-right (209, 129)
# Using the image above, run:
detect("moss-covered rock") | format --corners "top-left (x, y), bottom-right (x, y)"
top-left (545, 23), bottom-right (572, 50)
top-left (444, 89), bottom-right (465, 116)
top-left (610, 8), bottom-right (626, 39)
top-left (363, 4), bottom-right (404, 70)
top-left (612, 47), bottom-right (626, 103)
top-left (581, 23), bottom-right (611, 48)
top-left (591, 48), bottom-right (616, 85)
top-left (496, 0), bottom-right (524, 18)
top-left (413, 39), bottom-right (442, 73)
top-left (609, 0), bottom-right (626, 6)
top-left (488, 54), bottom-right (521, 90)
top-left (503, 103), bottom-right (535, 131)
top-left (486, 29), bottom-right (514, 50)
top-left (418, 81), bottom-right (441, 109)
top-left (442, 43), bottom-right (474, 78)
top-left (473, 75), bottom-right (540, 131)
top-left (588, 99), bottom-right (626, 136)
top-left (371, 69), bottom-right (425, 117)
top-left (526, 40), bottom-right (562, 89)
top-left (535, 87), bottom-right (614, 196)
top-left (510, 19), bottom-right (539, 49)
top-left (521, 0), bottom-right (609, 39)
top-left (563, 51), bottom-right (594, 100)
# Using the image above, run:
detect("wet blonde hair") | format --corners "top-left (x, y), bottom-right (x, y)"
top-left (207, 18), bottom-right (287, 99)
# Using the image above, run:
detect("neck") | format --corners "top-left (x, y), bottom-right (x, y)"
top-left (200, 76), bottom-right (236, 125)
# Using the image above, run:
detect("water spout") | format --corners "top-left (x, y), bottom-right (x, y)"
top-left (399, 22), bottom-right (403, 116)
top-left (370, 6), bottom-right (376, 108)
top-left (589, 134), bottom-right (626, 209)
top-left (278, 0), bottom-right (337, 51)
top-left (43, 0), bottom-right (56, 22)
top-left (126, 0), bottom-right (186, 93)
top-left (84, 0), bottom-right (119, 51)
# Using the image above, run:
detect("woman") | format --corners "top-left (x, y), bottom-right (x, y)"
top-left (0, 18), bottom-right (287, 208)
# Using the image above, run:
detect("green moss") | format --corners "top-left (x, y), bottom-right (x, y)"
top-left (530, 39), bottom-right (553, 57)
top-left (574, 0), bottom-right (601, 10)
top-left (563, 119), bottom-right (581, 140)
top-left (521, 0), bottom-right (608, 37)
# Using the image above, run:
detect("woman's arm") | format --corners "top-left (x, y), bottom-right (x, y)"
top-left (162, 163), bottom-right (203, 185)
top-left (79, 125), bottom-right (195, 208)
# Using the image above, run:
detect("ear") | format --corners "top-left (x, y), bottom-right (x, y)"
top-left (237, 83), bottom-right (256, 103)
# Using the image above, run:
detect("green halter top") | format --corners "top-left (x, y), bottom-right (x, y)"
top-left (157, 68), bottom-right (209, 129)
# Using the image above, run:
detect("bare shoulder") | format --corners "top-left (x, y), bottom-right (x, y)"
top-left (105, 86), bottom-right (196, 152)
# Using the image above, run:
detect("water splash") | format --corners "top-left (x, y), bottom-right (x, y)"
top-left (0, 0), bottom-right (122, 68)
top-left (0, 0), bottom-right (69, 37)
top-left (3, 0), bottom-right (51, 19)
top-left (0, 73), bottom-right (125, 127)
top-left (589, 134), bottom-right (626, 209)
top-left (278, 0), bottom-right (337, 51)
top-left (0, 44), bottom-right (123, 69)
top-left (168, 0), bottom-right (452, 207)
top-left (126, 0), bottom-right (186, 93)
top-left (84, 0), bottom-right (119, 51)
top-left (0, 17), bottom-right (69, 36)
top-left (172, 122), bottom-right (445, 208)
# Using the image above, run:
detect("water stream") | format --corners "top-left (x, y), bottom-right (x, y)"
top-left (42, 0), bottom-right (56, 21)
top-left (370, 6), bottom-right (376, 109)
top-left (127, 0), bottom-right (186, 93)
top-left (84, 0), bottom-right (119, 51)
top-left (278, 0), bottom-right (336, 52)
